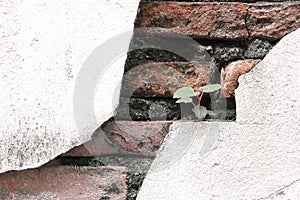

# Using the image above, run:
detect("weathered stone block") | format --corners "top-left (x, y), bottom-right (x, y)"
top-left (213, 45), bottom-right (244, 63)
top-left (245, 39), bottom-right (273, 59)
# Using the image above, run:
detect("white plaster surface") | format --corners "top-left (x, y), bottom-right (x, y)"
top-left (138, 29), bottom-right (300, 199)
top-left (0, 0), bottom-right (139, 173)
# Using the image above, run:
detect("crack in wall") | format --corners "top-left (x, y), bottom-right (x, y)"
top-left (244, 6), bottom-right (251, 40)
top-left (257, 177), bottom-right (300, 199)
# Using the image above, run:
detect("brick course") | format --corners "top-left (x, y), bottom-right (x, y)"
top-left (4, 1), bottom-right (299, 199)
top-left (0, 166), bottom-right (127, 200)
top-left (135, 2), bottom-right (300, 40)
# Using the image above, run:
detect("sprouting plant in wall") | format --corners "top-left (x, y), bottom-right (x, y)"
top-left (173, 84), bottom-right (222, 120)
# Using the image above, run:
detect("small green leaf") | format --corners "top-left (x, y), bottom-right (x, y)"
top-left (200, 84), bottom-right (222, 93)
top-left (175, 97), bottom-right (193, 103)
top-left (173, 87), bottom-right (200, 99)
top-left (192, 106), bottom-right (207, 120)
top-left (207, 110), bottom-right (215, 116)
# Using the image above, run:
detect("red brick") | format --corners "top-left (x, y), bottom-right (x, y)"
top-left (62, 121), bottom-right (172, 157)
top-left (0, 166), bottom-right (126, 200)
top-left (220, 59), bottom-right (261, 98)
top-left (62, 128), bottom-right (120, 157)
top-left (135, 2), bottom-right (300, 40)
top-left (121, 62), bottom-right (217, 98)
top-left (103, 121), bottom-right (172, 156)
top-left (62, 145), bottom-right (93, 157)
top-left (247, 3), bottom-right (300, 40)
top-left (135, 2), bottom-right (248, 40)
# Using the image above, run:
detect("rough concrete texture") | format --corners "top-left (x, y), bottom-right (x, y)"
top-left (236, 29), bottom-right (300, 125)
top-left (0, 0), bottom-right (139, 173)
top-left (138, 29), bottom-right (300, 199)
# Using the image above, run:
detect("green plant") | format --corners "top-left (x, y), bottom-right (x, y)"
top-left (173, 84), bottom-right (222, 120)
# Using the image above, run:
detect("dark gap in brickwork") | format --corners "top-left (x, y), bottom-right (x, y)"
top-left (116, 97), bottom-right (237, 121)
top-left (126, 37), bottom-right (277, 67)
top-left (125, 38), bottom-right (275, 70)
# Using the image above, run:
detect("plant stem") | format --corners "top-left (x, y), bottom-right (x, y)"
top-left (197, 90), bottom-right (204, 106)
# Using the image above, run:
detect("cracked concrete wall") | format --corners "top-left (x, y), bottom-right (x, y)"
top-left (138, 29), bottom-right (300, 199)
top-left (0, 0), bottom-right (140, 173)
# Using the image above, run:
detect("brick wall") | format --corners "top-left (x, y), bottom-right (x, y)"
top-left (64, 0), bottom-right (300, 159)
top-left (2, 1), bottom-right (297, 199)
top-left (116, 0), bottom-right (300, 122)
top-left (64, 1), bottom-right (300, 196)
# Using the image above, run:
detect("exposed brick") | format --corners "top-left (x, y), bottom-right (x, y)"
top-left (246, 3), bottom-right (300, 40)
top-left (121, 62), bottom-right (217, 98)
top-left (220, 59), bottom-right (261, 98)
top-left (62, 145), bottom-right (93, 157)
top-left (62, 121), bottom-right (172, 157)
top-left (62, 127), bottom-right (121, 157)
top-left (135, 2), bottom-right (248, 40)
top-left (116, 97), bottom-right (181, 121)
top-left (135, 2), bottom-right (300, 40)
top-left (103, 121), bottom-right (172, 155)
top-left (0, 166), bottom-right (127, 200)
